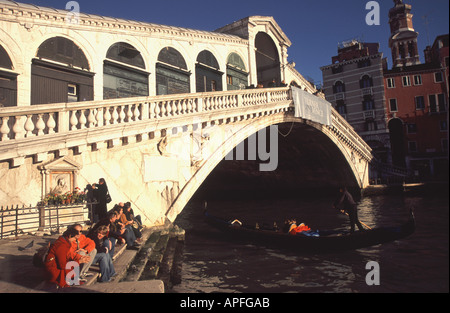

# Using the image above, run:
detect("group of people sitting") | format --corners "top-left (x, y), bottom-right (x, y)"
top-left (44, 201), bottom-right (144, 289)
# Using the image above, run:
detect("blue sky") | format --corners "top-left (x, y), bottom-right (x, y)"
top-left (26, 0), bottom-right (449, 85)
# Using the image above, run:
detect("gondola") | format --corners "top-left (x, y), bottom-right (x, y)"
top-left (204, 209), bottom-right (415, 254)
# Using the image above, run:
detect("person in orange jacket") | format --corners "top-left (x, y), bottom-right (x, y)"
top-left (289, 220), bottom-right (311, 235)
top-left (70, 224), bottom-right (97, 281)
top-left (44, 228), bottom-right (90, 288)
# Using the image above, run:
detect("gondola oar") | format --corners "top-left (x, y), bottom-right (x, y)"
top-left (343, 212), bottom-right (372, 230)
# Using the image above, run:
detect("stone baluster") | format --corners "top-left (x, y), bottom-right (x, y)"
top-left (36, 114), bottom-right (46, 136)
top-left (24, 115), bottom-right (35, 137)
top-left (203, 97), bottom-right (209, 111)
top-left (47, 113), bottom-right (57, 134)
top-left (154, 102), bottom-right (161, 118)
top-left (70, 110), bottom-right (78, 130)
top-left (87, 109), bottom-right (96, 128)
top-left (149, 102), bottom-right (156, 119)
top-left (134, 103), bottom-right (141, 121)
top-left (111, 106), bottom-right (119, 124)
top-left (79, 110), bottom-right (87, 129)
top-left (96, 107), bottom-right (104, 127)
top-left (126, 105), bottom-right (134, 122)
top-left (104, 107), bottom-right (112, 125)
top-left (119, 105), bottom-right (126, 123)
top-left (0, 117), bottom-right (10, 141)
top-left (181, 99), bottom-right (188, 114)
top-left (186, 99), bottom-right (192, 113)
top-left (172, 100), bottom-right (178, 116)
top-left (159, 101), bottom-right (166, 117)
top-left (12, 116), bottom-right (25, 139)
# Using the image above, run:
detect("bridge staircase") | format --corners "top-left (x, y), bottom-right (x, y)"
top-left (80, 223), bottom-right (185, 290)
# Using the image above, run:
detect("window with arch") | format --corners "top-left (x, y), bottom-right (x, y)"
top-left (360, 75), bottom-right (373, 89)
top-left (195, 50), bottom-right (223, 92)
top-left (36, 36), bottom-right (90, 70)
top-left (156, 47), bottom-right (190, 95)
top-left (333, 81), bottom-right (345, 93)
top-left (31, 36), bottom-right (94, 105)
top-left (104, 42), bottom-right (149, 99)
top-left (226, 52), bottom-right (248, 90)
top-left (0, 44), bottom-right (17, 107)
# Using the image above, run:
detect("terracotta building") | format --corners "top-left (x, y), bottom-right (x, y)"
top-left (384, 35), bottom-right (449, 181)
top-left (384, 1), bottom-right (448, 181)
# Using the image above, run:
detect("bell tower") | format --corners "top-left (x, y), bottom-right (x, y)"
top-left (388, 0), bottom-right (420, 67)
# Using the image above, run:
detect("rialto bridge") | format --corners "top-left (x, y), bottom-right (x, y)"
top-left (0, 1), bottom-right (372, 225)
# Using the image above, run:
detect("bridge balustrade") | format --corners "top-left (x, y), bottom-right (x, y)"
top-left (0, 87), bottom-right (371, 166)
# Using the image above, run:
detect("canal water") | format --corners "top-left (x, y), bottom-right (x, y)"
top-left (171, 190), bottom-right (448, 293)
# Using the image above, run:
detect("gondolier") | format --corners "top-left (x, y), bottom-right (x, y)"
top-left (333, 187), bottom-right (365, 233)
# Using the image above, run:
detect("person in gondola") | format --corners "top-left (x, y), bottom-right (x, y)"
top-left (92, 178), bottom-right (110, 221)
top-left (333, 187), bottom-right (365, 233)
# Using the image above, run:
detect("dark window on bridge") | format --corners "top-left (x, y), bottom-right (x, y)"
top-left (156, 47), bottom-right (190, 95)
top-left (0, 45), bottom-right (17, 107)
top-left (196, 50), bottom-right (223, 93)
top-left (255, 32), bottom-right (280, 87)
top-left (104, 42), bottom-right (149, 100)
top-left (31, 37), bottom-right (94, 105)
top-left (36, 37), bottom-right (90, 70)
top-left (226, 53), bottom-right (248, 90)
top-left (106, 42), bottom-right (146, 69)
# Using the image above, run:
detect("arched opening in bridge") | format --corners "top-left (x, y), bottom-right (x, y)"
top-left (195, 50), bottom-right (223, 93)
top-left (226, 52), bottom-right (249, 90)
top-left (104, 42), bottom-right (149, 99)
top-left (156, 47), bottom-right (190, 95)
top-left (194, 122), bottom-right (360, 201)
top-left (31, 36), bottom-right (94, 105)
top-left (388, 118), bottom-right (406, 168)
top-left (0, 44), bottom-right (17, 107)
top-left (255, 32), bottom-right (281, 87)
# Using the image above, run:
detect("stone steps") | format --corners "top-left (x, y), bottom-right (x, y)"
top-left (120, 225), bottom-right (185, 289)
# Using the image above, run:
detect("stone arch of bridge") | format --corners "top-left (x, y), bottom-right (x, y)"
top-left (165, 113), bottom-right (363, 222)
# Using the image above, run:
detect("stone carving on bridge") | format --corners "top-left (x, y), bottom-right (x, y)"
top-left (156, 127), bottom-right (211, 168)
top-left (38, 157), bottom-right (82, 199)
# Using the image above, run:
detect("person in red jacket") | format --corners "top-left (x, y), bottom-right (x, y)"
top-left (44, 228), bottom-right (90, 288)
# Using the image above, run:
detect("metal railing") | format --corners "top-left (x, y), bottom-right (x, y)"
top-left (0, 202), bottom-right (96, 239)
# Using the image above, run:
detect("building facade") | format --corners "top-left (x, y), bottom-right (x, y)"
top-left (320, 40), bottom-right (390, 182)
top-left (321, 0), bottom-right (449, 183)
top-left (384, 0), bottom-right (448, 181)
top-left (384, 34), bottom-right (449, 181)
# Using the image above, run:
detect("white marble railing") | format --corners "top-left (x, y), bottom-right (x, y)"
top-left (0, 87), bottom-right (371, 165)
top-left (0, 88), bottom-right (290, 141)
